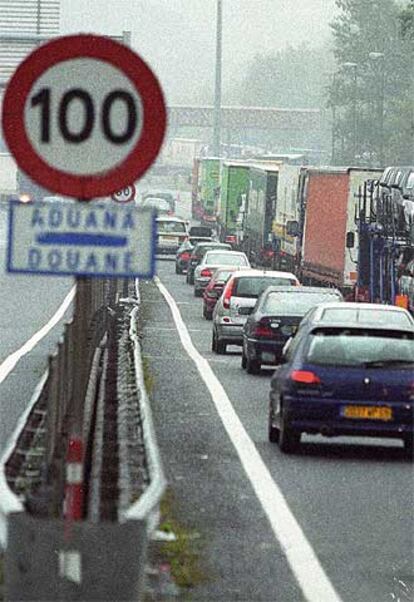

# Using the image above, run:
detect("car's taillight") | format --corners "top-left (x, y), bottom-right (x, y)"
top-left (181, 251), bottom-right (191, 261)
top-left (290, 370), bottom-right (321, 385)
top-left (223, 277), bottom-right (236, 308)
top-left (253, 318), bottom-right (273, 338)
top-left (200, 269), bottom-right (212, 278)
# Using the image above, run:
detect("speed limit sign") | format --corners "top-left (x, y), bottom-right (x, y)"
top-left (111, 184), bottom-right (136, 203)
top-left (1, 35), bottom-right (167, 200)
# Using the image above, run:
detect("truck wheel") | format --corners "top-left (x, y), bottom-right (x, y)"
top-left (278, 405), bottom-right (300, 453)
top-left (246, 357), bottom-right (260, 374)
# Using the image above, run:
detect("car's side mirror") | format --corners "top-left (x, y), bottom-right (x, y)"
top-left (346, 231), bottom-right (355, 248)
top-left (286, 220), bottom-right (299, 236)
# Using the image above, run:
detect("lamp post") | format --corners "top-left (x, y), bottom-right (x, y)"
top-left (330, 71), bottom-right (339, 164)
top-left (342, 62), bottom-right (358, 164)
top-left (368, 51), bottom-right (385, 167)
top-left (212, 0), bottom-right (223, 157)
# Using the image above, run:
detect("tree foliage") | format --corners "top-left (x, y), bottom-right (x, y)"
top-left (400, 0), bottom-right (414, 38)
top-left (329, 0), bottom-right (413, 165)
top-left (230, 43), bottom-right (334, 110)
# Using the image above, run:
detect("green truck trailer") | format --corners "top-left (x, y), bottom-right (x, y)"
top-left (199, 157), bottom-right (221, 224)
top-left (218, 161), bottom-right (250, 241)
top-left (243, 163), bottom-right (280, 262)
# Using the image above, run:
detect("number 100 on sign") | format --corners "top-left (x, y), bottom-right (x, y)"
top-left (25, 59), bottom-right (143, 177)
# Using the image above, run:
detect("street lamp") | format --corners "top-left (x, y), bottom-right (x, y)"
top-left (212, 0), bottom-right (223, 157)
top-left (342, 61), bottom-right (358, 164)
top-left (368, 51), bottom-right (385, 167)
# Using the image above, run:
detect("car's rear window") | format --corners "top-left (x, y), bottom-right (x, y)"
top-left (214, 270), bottom-right (235, 284)
top-left (233, 276), bottom-right (297, 298)
top-left (306, 328), bottom-right (414, 367)
top-left (144, 198), bottom-right (170, 211)
top-left (157, 221), bottom-right (186, 233)
top-left (190, 227), bottom-right (213, 237)
top-left (262, 291), bottom-right (342, 315)
top-left (195, 244), bottom-right (230, 257)
top-left (320, 307), bottom-right (413, 327)
top-left (204, 253), bottom-right (248, 266)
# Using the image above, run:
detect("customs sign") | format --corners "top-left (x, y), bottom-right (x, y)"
top-left (7, 201), bottom-right (156, 278)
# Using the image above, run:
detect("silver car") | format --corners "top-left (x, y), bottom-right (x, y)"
top-left (212, 269), bottom-right (300, 353)
top-left (193, 250), bottom-right (250, 297)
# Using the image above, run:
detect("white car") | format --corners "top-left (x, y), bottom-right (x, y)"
top-left (193, 250), bottom-right (250, 297)
top-left (211, 269), bottom-right (300, 350)
top-left (156, 216), bottom-right (188, 254)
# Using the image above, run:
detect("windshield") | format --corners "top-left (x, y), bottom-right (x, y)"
top-left (306, 329), bottom-right (414, 367)
top-left (320, 307), bottom-right (413, 327)
top-left (204, 253), bottom-right (248, 266)
top-left (157, 221), bottom-right (186, 233)
top-left (234, 276), bottom-right (297, 298)
top-left (263, 291), bottom-right (342, 315)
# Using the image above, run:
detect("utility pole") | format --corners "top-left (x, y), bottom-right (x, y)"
top-left (369, 52), bottom-right (385, 167)
top-left (212, 0), bottom-right (222, 157)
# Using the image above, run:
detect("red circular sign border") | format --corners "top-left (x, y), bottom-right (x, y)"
top-left (111, 183), bottom-right (136, 203)
top-left (1, 34), bottom-right (167, 200)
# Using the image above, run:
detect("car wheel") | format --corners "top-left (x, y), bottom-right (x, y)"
top-left (188, 273), bottom-right (194, 285)
top-left (278, 404), bottom-right (300, 453)
top-left (246, 356), bottom-right (260, 374)
top-left (241, 348), bottom-right (247, 369)
top-left (268, 407), bottom-right (279, 443)
top-left (211, 331), bottom-right (217, 352)
top-left (194, 287), bottom-right (202, 297)
top-left (403, 435), bottom-right (413, 457)
top-left (203, 305), bottom-right (212, 320)
top-left (175, 265), bottom-right (182, 274)
top-left (216, 338), bottom-right (226, 354)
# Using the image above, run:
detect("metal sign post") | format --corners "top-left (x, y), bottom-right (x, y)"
top-left (1, 34), bottom-right (167, 518)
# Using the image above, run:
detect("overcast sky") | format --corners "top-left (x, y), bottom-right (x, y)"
top-left (60, 1), bottom-right (338, 104)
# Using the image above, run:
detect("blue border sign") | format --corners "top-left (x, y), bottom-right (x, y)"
top-left (7, 201), bottom-right (156, 278)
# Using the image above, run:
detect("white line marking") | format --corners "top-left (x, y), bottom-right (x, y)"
top-left (155, 276), bottom-right (342, 602)
top-left (0, 285), bottom-right (75, 385)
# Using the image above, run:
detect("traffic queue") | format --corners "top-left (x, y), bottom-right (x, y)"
top-left (169, 228), bottom-right (414, 456)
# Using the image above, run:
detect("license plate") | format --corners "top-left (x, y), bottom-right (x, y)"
top-left (262, 352), bottom-right (275, 362)
top-left (159, 236), bottom-right (178, 244)
top-left (341, 405), bottom-right (392, 421)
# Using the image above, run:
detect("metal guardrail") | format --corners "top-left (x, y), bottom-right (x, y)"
top-left (0, 276), bottom-right (166, 600)
top-left (121, 280), bottom-right (166, 530)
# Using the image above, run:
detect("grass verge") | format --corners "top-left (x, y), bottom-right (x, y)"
top-left (155, 488), bottom-right (207, 590)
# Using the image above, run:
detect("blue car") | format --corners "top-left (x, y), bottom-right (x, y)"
top-left (268, 320), bottom-right (414, 454)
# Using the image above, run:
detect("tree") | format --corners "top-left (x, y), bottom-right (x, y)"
top-left (231, 43), bottom-right (333, 110)
top-left (329, 0), bottom-right (413, 165)
top-left (400, 0), bottom-right (414, 38)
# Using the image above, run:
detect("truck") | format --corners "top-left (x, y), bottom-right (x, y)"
top-left (354, 166), bottom-right (414, 306)
top-left (191, 157), bottom-right (202, 220)
top-left (199, 157), bottom-right (221, 225)
top-left (271, 163), bottom-right (302, 272)
top-left (218, 161), bottom-right (250, 242)
top-left (298, 167), bottom-right (382, 295)
top-left (243, 163), bottom-right (280, 264)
